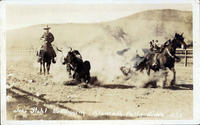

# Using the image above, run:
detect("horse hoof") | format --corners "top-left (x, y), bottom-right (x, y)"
top-left (82, 84), bottom-right (89, 88)
top-left (52, 59), bottom-right (56, 63)
top-left (163, 86), bottom-right (167, 89)
top-left (170, 84), bottom-right (176, 89)
top-left (170, 80), bottom-right (175, 86)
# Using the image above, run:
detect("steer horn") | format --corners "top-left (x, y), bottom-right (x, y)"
top-left (68, 47), bottom-right (72, 52)
top-left (181, 32), bottom-right (184, 36)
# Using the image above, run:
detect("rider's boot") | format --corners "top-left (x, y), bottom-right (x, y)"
top-left (52, 58), bottom-right (56, 63)
top-left (152, 61), bottom-right (158, 67)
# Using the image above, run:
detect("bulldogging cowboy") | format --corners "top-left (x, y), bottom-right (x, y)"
top-left (38, 25), bottom-right (56, 63)
top-left (149, 40), bottom-right (161, 67)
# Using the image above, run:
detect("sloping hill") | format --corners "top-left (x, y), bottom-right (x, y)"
top-left (6, 9), bottom-right (192, 81)
top-left (7, 9), bottom-right (192, 49)
top-left (103, 9), bottom-right (192, 46)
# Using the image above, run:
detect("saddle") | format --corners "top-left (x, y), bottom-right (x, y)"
top-left (39, 42), bottom-right (56, 58)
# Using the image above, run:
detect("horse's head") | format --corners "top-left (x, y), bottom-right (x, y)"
top-left (63, 51), bottom-right (74, 64)
top-left (174, 33), bottom-right (187, 49)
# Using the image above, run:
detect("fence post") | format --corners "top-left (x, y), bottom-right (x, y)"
top-left (184, 49), bottom-right (187, 67)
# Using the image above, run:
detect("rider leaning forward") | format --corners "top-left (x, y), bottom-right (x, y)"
top-left (148, 39), bottom-right (180, 66)
top-left (149, 40), bottom-right (162, 66)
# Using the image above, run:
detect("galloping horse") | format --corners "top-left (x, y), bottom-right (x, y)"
top-left (135, 33), bottom-right (187, 88)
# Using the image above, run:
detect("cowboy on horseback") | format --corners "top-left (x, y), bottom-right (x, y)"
top-left (135, 33), bottom-right (187, 88)
top-left (38, 25), bottom-right (56, 63)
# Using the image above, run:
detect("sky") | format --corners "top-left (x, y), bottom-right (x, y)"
top-left (4, 2), bottom-right (192, 30)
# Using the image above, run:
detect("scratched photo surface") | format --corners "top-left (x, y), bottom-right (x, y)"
top-left (6, 3), bottom-right (193, 120)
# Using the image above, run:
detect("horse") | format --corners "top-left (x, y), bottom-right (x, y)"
top-left (37, 42), bottom-right (56, 75)
top-left (62, 48), bottom-right (91, 83)
top-left (135, 33), bottom-right (187, 88)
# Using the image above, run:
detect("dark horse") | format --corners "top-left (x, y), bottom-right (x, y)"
top-left (135, 33), bottom-right (187, 88)
top-left (62, 49), bottom-right (91, 83)
top-left (37, 42), bottom-right (55, 75)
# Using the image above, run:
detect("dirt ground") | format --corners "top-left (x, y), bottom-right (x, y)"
top-left (3, 8), bottom-right (193, 122)
top-left (6, 53), bottom-right (193, 120)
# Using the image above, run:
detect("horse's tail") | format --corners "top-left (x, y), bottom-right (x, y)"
top-left (133, 55), bottom-right (148, 72)
top-left (84, 60), bottom-right (91, 71)
top-left (135, 60), bottom-right (147, 72)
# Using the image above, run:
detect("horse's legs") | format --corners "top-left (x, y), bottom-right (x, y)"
top-left (43, 62), bottom-right (46, 75)
top-left (162, 70), bottom-right (168, 88)
top-left (170, 67), bottom-right (176, 86)
top-left (67, 64), bottom-right (72, 78)
top-left (85, 72), bottom-right (90, 83)
top-left (48, 63), bottom-right (51, 74)
top-left (46, 62), bottom-right (50, 74)
top-left (40, 62), bottom-right (42, 74)
top-left (147, 66), bottom-right (151, 76)
top-left (74, 72), bottom-right (81, 82)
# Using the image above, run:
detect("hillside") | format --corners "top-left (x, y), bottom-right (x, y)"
top-left (6, 9), bottom-right (192, 48)
top-left (6, 9), bottom-right (192, 81)
top-left (6, 9), bottom-right (193, 120)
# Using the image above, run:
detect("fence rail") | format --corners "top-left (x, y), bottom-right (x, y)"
top-left (175, 48), bottom-right (193, 67)
top-left (11, 49), bottom-right (36, 56)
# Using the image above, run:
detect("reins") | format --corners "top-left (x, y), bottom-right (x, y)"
top-left (166, 48), bottom-right (175, 59)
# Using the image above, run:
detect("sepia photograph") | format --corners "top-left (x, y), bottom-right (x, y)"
top-left (1, 0), bottom-right (200, 124)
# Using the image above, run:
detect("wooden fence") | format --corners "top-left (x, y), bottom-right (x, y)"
top-left (9, 49), bottom-right (36, 56)
top-left (175, 48), bottom-right (193, 67)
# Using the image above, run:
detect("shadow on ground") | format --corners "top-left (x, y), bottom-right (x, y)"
top-left (144, 80), bottom-right (193, 90)
top-left (63, 76), bottom-right (136, 89)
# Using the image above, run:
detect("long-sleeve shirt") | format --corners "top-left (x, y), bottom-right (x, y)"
top-left (40, 32), bottom-right (54, 43)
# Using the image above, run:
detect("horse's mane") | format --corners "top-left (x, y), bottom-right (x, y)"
top-left (159, 33), bottom-right (184, 54)
top-left (159, 33), bottom-right (182, 53)
top-left (157, 39), bottom-right (171, 53)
